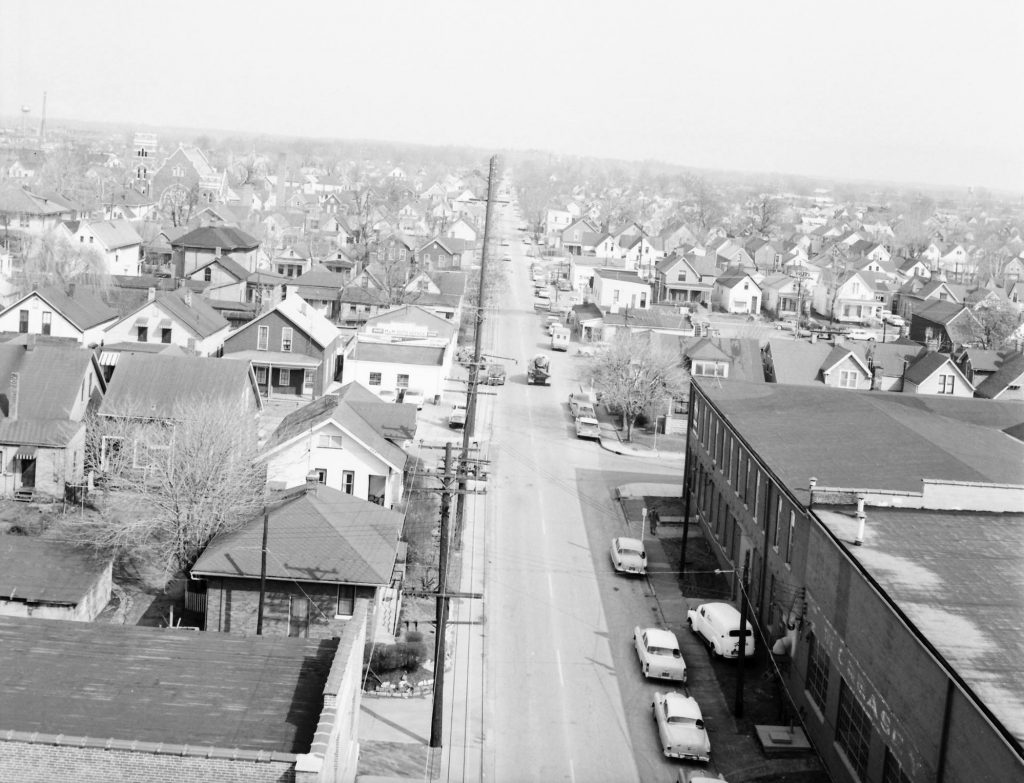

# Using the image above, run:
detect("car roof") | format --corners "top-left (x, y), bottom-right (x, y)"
top-left (616, 536), bottom-right (644, 550)
top-left (698, 601), bottom-right (741, 619)
top-left (663, 691), bottom-right (701, 718)
top-left (642, 627), bottom-right (679, 648)
top-left (577, 416), bottom-right (599, 425)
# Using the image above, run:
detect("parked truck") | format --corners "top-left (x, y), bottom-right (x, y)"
top-left (550, 326), bottom-right (570, 351)
top-left (526, 354), bottom-right (551, 385)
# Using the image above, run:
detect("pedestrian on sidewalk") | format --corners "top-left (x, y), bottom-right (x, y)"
top-left (649, 508), bottom-right (659, 536)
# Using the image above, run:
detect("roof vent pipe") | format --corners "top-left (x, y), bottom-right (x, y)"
top-left (854, 493), bottom-right (866, 546)
top-left (808, 477), bottom-right (817, 507)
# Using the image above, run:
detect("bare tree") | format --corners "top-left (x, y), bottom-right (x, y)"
top-left (589, 331), bottom-right (688, 441)
top-left (17, 229), bottom-right (110, 291)
top-left (968, 303), bottom-right (1021, 349)
top-left (749, 194), bottom-right (781, 237)
top-left (55, 399), bottom-right (266, 585)
top-left (687, 176), bottom-right (723, 232)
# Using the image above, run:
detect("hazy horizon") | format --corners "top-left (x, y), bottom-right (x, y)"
top-left (2, 0), bottom-right (1021, 193)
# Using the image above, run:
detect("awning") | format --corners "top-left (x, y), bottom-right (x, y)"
top-left (15, 446), bottom-right (37, 459)
top-left (98, 351), bottom-right (119, 366)
top-left (158, 319), bottom-right (172, 328)
top-left (134, 317), bottom-right (150, 327)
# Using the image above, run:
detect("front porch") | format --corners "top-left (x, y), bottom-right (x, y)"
top-left (222, 351), bottom-right (321, 399)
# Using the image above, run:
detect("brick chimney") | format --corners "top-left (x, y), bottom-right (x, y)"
top-left (305, 471), bottom-right (320, 495)
top-left (8, 373), bottom-right (18, 420)
top-left (147, 286), bottom-right (157, 302)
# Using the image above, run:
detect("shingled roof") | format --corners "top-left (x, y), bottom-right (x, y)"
top-left (170, 225), bottom-right (259, 251)
top-left (9, 286), bottom-right (118, 331)
top-left (192, 484), bottom-right (403, 586)
top-left (0, 537), bottom-right (110, 605)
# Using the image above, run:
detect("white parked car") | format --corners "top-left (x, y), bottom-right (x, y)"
top-left (882, 313), bottom-right (906, 327)
top-left (377, 389), bottom-right (398, 403)
top-left (687, 602), bottom-right (755, 659)
top-left (844, 328), bottom-right (875, 341)
top-left (652, 691), bottom-right (711, 762)
top-left (610, 537), bottom-right (646, 574)
top-left (401, 389), bottom-right (425, 410)
top-left (448, 403), bottom-right (467, 429)
top-left (576, 416), bottom-right (601, 440)
top-left (634, 626), bottom-right (687, 682)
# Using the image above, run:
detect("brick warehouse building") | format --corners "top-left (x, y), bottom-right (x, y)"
top-left (683, 380), bottom-right (1024, 783)
top-left (0, 602), bottom-right (367, 782)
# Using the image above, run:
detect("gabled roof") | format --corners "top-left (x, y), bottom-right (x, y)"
top-left (595, 269), bottom-right (646, 284)
top-left (263, 382), bottom-right (414, 469)
top-left (290, 264), bottom-right (348, 291)
top-left (766, 340), bottom-right (836, 385)
top-left (128, 290), bottom-right (230, 338)
top-left (913, 299), bottom-right (975, 327)
top-left (5, 286), bottom-right (118, 331)
top-left (0, 343), bottom-right (99, 447)
top-left (683, 337), bottom-right (764, 382)
top-left (0, 537), bottom-right (110, 605)
top-left (975, 353), bottom-right (1024, 399)
top-left (170, 225), bottom-right (259, 251)
top-left (192, 485), bottom-right (403, 586)
top-left (235, 294), bottom-right (339, 348)
top-left (913, 279), bottom-right (960, 302)
top-left (821, 345), bottom-right (870, 376)
top-left (363, 304), bottom-right (457, 339)
top-left (0, 185), bottom-right (72, 216)
top-left (714, 268), bottom-right (759, 289)
top-left (84, 219), bottom-right (142, 250)
top-left (903, 351), bottom-right (969, 387)
top-left (99, 353), bottom-right (261, 418)
top-left (192, 255), bottom-right (249, 281)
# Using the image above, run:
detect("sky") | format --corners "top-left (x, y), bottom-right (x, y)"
top-left (1, 0), bottom-right (1022, 192)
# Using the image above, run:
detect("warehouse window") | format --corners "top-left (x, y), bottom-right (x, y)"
top-left (836, 679), bottom-right (871, 780)
top-left (882, 749), bottom-right (911, 783)
top-left (806, 633), bottom-right (829, 711)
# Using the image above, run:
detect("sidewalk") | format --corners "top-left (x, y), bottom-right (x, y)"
top-left (618, 487), bottom-right (828, 783)
top-left (599, 426), bottom-right (686, 461)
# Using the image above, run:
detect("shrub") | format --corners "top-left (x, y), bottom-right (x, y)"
top-left (364, 641), bottom-right (428, 673)
top-left (405, 630), bottom-right (424, 644)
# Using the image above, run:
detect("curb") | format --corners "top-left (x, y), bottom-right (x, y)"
top-left (598, 437), bottom-right (686, 461)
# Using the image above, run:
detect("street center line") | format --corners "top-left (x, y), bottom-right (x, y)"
top-left (569, 757), bottom-right (576, 783)
top-left (554, 647), bottom-right (565, 687)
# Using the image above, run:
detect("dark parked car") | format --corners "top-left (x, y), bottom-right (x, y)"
top-left (486, 364), bottom-right (507, 385)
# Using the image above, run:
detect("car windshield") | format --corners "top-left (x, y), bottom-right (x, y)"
top-left (619, 546), bottom-right (642, 557)
top-left (667, 715), bottom-right (699, 726)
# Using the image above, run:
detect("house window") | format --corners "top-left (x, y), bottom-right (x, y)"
top-left (839, 370), bottom-right (858, 388)
top-left (158, 327), bottom-right (171, 344)
top-left (318, 433), bottom-right (343, 449)
top-left (676, 271), bottom-right (687, 282)
top-left (882, 749), bottom-right (911, 783)
top-left (342, 470), bottom-right (355, 495)
top-left (336, 585), bottom-right (356, 617)
top-left (257, 325), bottom-right (269, 351)
top-left (204, 267), bottom-right (212, 282)
top-left (288, 596), bottom-right (309, 638)
top-left (786, 510), bottom-right (796, 564)
top-left (397, 374), bottom-right (410, 389)
top-left (137, 326), bottom-right (148, 342)
top-left (938, 374), bottom-right (955, 394)
top-left (773, 496), bottom-right (782, 548)
top-left (314, 468), bottom-right (327, 485)
top-left (612, 290), bottom-right (620, 303)
top-left (692, 360), bottom-right (728, 378)
top-left (751, 470), bottom-right (761, 525)
top-left (18, 310), bottom-right (28, 333)
top-left (369, 372), bottom-right (382, 386)
top-left (281, 327), bottom-right (293, 352)
top-left (41, 311), bottom-right (51, 335)
top-left (836, 679), bottom-right (872, 780)
top-left (303, 369), bottom-right (315, 392)
top-left (806, 633), bottom-right (830, 711)
top-left (255, 365), bottom-right (268, 384)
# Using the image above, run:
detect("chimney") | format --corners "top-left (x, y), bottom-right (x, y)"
top-left (8, 373), bottom-right (18, 420)
top-left (854, 493), bottom-right (866, 546)
top-left (305, 471), bottom-right (320, 495)
top-left (808, 477), bottom-right (817, 507)
top-left (147, 286), bottom-right (156, 302)
top-left (184, 288), bottom-right (193, 306)
top-left (25, 334), bottom-right (35, 351)
top-left (66, 282), bottom-right (76, 298)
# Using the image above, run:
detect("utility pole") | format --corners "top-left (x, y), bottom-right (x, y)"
top-left (734, 550), bottom-right (751, 718)
top-left (430, 442), bottom-right (454, 749)
top-left (416, 440), bottom-right (489, 749)
top-left (256, 509), bottom-right (269, 635)
top-left (456, 155), bottom-right (499, 535)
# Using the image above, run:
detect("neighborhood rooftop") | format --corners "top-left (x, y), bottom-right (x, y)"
top-left (0, 615), bottom-right (338, 753)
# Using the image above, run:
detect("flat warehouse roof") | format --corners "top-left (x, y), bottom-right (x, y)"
top-left (0, 616), bottom-right (338, 753)
top-left (816, 507), bottom-right (1024, 747)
